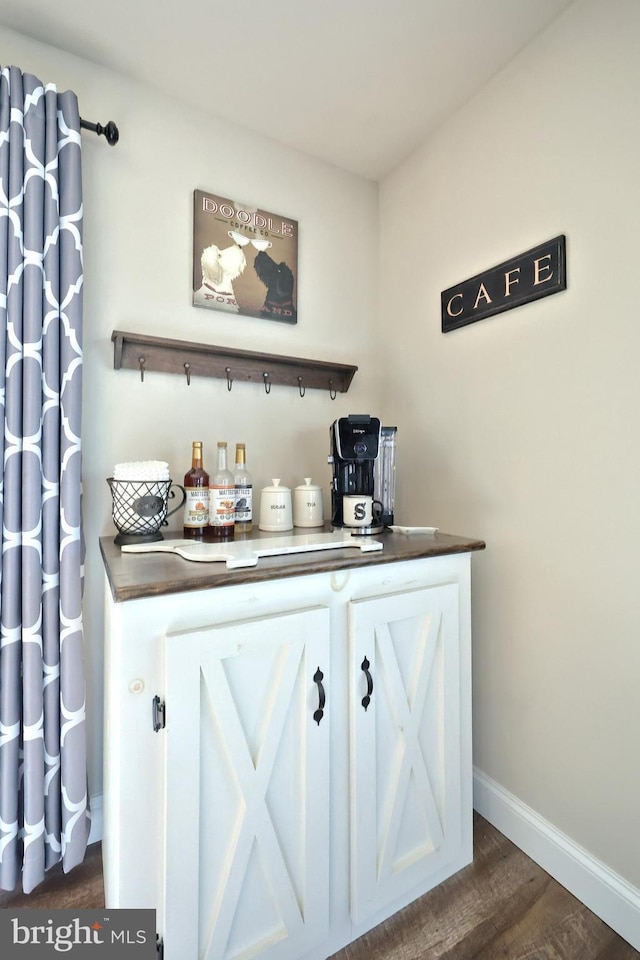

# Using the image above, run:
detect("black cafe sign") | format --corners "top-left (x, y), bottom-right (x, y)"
top-left (441, 235), bottom-right (566, 333)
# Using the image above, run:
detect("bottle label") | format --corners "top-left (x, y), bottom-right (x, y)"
top-left (235, 484), bottom-right (253, 523)
top-left (210, 485), bottom-right (235, 526)
top-left (184, 487), bottom-right (209, 527)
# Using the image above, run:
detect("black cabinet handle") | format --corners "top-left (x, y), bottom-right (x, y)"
top-left (361, 656), bottom-right (373, 711)
top-left (313, 667), bottom-right (325, 725)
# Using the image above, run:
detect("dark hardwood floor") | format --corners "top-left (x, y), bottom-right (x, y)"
top-left (1, 814), bottom-right (637, 959)
top-left (331, 814), bottom-right (640, 960)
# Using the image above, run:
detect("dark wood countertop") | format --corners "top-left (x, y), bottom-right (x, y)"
top-left (100, 526), bottom-right (486, 603)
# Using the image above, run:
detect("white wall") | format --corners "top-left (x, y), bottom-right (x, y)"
top-left (0, 28), bottom-right (380, 797)
top-left (379, 0), bottom-right (640, 893)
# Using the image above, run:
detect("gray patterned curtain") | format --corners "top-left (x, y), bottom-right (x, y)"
top-left (0, 65), bottom-right (89, 893)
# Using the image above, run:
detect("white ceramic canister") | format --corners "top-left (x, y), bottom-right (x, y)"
top-left (259, 479), bottom-right (293, 532)
top-left (293, 478), bottom-right (324, 528)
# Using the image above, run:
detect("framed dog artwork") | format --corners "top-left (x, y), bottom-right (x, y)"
top-left (193, 189), bottom-right (298, 324)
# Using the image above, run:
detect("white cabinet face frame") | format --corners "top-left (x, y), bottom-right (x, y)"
top-left (348, 583), bottom-right (462, 925)
top-left (163, 606), bottom-right (331, 960)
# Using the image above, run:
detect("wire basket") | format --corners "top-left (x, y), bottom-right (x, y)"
top-left (107, 478), bottom-right (186, 545)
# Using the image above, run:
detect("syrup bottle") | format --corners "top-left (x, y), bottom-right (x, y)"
top-left (183, 441), bottom-right (209, 540)
top-left (208, 442), bottom-right (235, 540)
top-left (234, 443), bottom-right (253, 535)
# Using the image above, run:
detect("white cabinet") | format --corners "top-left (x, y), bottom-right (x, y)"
top-left (163, 607), bottom-right (330, 960)
top-left (102, 550), bottom-right (476, 960)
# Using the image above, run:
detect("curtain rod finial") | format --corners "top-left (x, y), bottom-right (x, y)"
top-left (80, 118), bottom-right (120, 145)
top-left (99, 121), bottom-right (119, 146)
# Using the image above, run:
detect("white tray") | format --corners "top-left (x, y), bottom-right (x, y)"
top-left (121, 532), bottom-right (383, 569)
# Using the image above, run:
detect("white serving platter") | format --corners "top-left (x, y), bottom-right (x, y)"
top-left (121, 532), bottom-right (383, 569)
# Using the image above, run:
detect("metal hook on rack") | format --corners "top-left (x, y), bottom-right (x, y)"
top-left (139, 357), bottom-right (145, 382)
top-left (263, 372), bottom-right (271, 395)
top-left (298, 376), bottom-right (306, 398)
top-left (329, 379), bottom-right (337, 400)
top-left (184, 362), bottom-right (191, 386)
top-left (226, 367), bottom-right (233, 392)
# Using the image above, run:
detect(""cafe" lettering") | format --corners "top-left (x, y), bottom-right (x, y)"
top-left (441, 236), bottom-right (566, 333)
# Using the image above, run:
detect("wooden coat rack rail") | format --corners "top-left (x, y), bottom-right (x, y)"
top-left (111, 331), bottom-right (358, 397)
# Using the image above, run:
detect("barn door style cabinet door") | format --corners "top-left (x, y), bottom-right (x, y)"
top-left (348, 584), bottom-right (462, 925)
top-left (162, 607), bottom-right (331, 960)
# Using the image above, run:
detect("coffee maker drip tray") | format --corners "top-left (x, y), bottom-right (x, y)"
top-left (333, 523), bottom-right (385, 536)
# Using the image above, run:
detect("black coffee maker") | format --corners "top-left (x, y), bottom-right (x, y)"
top-left (329, 414), bottom-right (382, 533)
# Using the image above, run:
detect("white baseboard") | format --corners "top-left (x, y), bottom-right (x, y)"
top-left (473, 767), bottom-right (640, 952)
top-left (88, 792), bottom-right (103, 846)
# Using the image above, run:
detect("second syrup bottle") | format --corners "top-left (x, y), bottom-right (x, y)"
top-left (208, 441), bottom-right (235, 540)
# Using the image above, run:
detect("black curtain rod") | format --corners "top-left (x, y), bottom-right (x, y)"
top-left (79, 118), bottom-right (119, 146)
